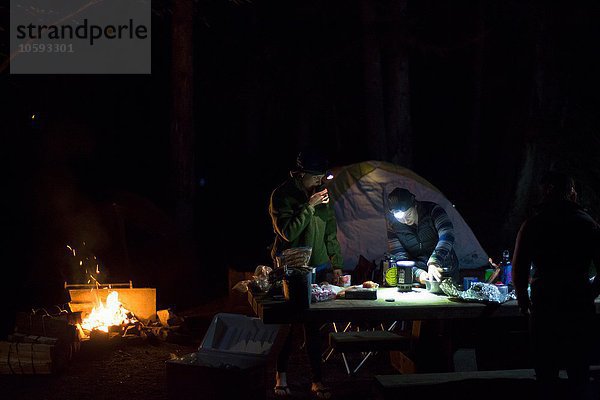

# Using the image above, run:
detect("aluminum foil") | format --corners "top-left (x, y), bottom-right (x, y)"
top-left (439, 278), bottom-right (461, 297)
top-left (440, 280), bottom-right (514, 303)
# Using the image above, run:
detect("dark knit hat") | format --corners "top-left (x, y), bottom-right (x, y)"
top-left (388, 188), bottom-right (416, 212)
top-left (295, 148), bottom-right (328, 175)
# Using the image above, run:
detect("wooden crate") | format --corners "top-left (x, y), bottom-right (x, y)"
top-left (0, 340), bottom-right (63, 374)
top-left (15, 312), bottom-right (79, 343)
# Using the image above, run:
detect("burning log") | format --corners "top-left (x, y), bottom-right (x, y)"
top-left (80, 291), bottom-right (138, 333)
top-left (89, 329), bottom-right (112, 341)
top-left (73, 290), bottom-right (145, 344)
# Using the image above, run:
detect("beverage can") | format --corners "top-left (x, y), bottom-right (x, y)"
top-left (381, 255), bottom-right (398, 287)
top-left (341, 274), bottom-right (351, 287)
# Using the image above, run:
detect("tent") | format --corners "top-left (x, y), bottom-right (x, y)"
top-left (329, 161), bottom-right (488, 271)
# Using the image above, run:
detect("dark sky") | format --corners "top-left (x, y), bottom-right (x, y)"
top-left (2, 0), bottom-right (599, 311)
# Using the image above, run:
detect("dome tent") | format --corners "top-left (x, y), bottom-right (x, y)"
top-left (329, 161), bottom-right (488, 271)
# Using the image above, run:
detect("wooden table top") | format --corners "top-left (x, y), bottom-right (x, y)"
top-left (248, 287), bottom-right (517, 324)
top-left (248, 287), bottom-right (600, 324)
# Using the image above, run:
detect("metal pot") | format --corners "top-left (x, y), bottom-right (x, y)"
top-left (425, 279), bottom-right (442, 294)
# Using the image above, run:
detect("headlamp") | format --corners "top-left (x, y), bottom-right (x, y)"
top-left (393, 210), bottom-right (406, 220)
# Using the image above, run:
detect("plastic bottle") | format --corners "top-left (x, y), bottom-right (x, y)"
top-left (500, 250), bottom-right (512, 286)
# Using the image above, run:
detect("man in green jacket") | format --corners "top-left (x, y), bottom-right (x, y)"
top-left (269, 149), bottom-right (344, 283)
top-left (268, 147), bottom-right (343, 399)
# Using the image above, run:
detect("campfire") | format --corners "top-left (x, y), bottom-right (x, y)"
top-left (65, 244), bottom-right (156, 341)
top-left (79, 291), bottom-right (139, 337)
top-left (1, 244), bottom-right (163, 376)
top-left (68, 281), bottom-right (157, 342)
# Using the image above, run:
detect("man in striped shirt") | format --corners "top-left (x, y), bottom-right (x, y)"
top-left (386, 188), bottom-right (459, 284)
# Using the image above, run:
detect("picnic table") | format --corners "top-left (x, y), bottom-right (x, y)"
top-left (247, 287), bottom-right (600, 373)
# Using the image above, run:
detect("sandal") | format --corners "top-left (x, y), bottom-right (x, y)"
top-left (274, 385), bottom-right (291, 397)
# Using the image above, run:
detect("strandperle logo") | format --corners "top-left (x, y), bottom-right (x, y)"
top-left (10, 0), bottom-right (151, 74)
top-left (16, 18), bottom-right (149, 46)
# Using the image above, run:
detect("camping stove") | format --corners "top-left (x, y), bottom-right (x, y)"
top-left (395, 261), bottom-right (415, 292)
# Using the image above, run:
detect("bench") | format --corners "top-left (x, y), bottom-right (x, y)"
top-left (376, 369), bottom-right (541, 399)
top-left (328, 330), bottom-right (409, 375)
top-left (329, 330), bottom-right (409, 353)
top-left (375, 368), bottom-right (600, 399)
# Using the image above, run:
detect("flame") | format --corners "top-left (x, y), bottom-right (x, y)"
top-left (81, 291), bottom-right (136, 333)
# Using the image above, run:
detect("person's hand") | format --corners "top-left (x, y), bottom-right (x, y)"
top-left (427, 263), bottom-right (443, 282)
top-left (517, 294), bottom-right (530, 315)
top-left (308, 189), bottom-right (329, 207)
top-left (417, 270), bottom-right (428, 284)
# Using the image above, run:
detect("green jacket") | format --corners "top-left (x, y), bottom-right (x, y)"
top-left (269, 177), bottom-right (343, 270)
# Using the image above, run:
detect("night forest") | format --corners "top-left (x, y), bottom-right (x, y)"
top-left (1, 0), bottom-right (599, 330)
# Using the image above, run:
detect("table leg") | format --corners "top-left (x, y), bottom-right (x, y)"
top-left (390, 320), bottom-right (421, 374)
top-left (390, 320), bottom-right (457, 374)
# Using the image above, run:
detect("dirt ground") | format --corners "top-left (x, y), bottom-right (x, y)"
top-left (2, 294), bottom-right (599, 400)
top-left (0, 294), bottom-right (394, 400)
top-left (0, 331), bottom-right (199, 400)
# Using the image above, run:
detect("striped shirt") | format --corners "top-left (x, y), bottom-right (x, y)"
top-left (387, 201), bottom-right (457, 281)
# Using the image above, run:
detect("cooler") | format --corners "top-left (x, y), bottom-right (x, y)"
top-left (165, 313), bottom-right (280, 400)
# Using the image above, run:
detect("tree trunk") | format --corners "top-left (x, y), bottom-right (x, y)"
top-left (360, 0), bottom-right (386, 161)
top-left (504, 4), bottom-right (572, 241)
top-left (468, 1), bottom-right (485, 164)
top-left (383, 0), bottom-right (412, 167)
top-left (170, 0), bottom-right (195, 232)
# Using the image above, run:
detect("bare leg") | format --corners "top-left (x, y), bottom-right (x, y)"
top-left (274, 325), bottom-right (294, 397)
top-left (274, 371), bottom-right (291, 396)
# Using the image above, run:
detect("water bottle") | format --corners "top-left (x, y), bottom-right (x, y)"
top-left (500, 250), bottom-right (512, 286)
